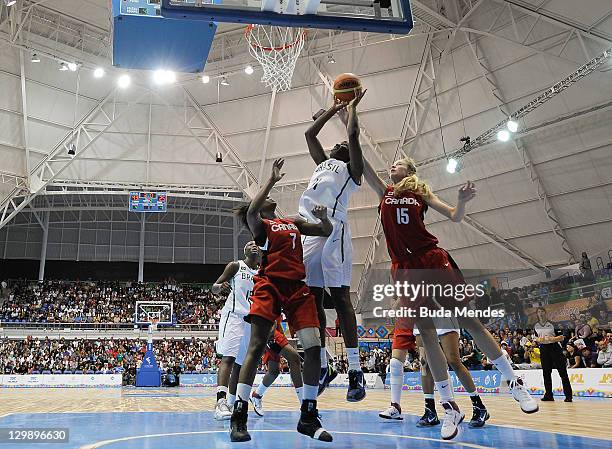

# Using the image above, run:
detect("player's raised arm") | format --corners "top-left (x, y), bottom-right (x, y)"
top-left (212, 261), bottom-right (240, 296)
top-left (247, 158), bottom-right (285, 243)
top-left (362, 155), bottom-right (387, 200)
top-left (305, 102), bottom-right (347, 165)
top-left (425, 181), bottom-right (476, 222)
top-left (346, 90), bottom-right (366, 183)
top-left (295, 205), bottom-right (332, 237)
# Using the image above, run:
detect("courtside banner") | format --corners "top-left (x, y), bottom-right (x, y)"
top-left (0, 374), bottom-right (122, 388)
top-left (384, 369), bottom-right (612, 397)
top-left (180, 373), bottom-right (297, 387)
top-left (179, 374), bottom-right (217, 386)
top-left (387, 370), bottom-right (502, 393)
top-left (517, 368), bottom-right (612, 398)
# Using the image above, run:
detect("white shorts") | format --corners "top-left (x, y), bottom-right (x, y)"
top-left (302, 218), bottom-right (352, 288)
top-left (413, 316), bottom-right (459, 337)
top-left (216, 310), bottom-right (251, 365)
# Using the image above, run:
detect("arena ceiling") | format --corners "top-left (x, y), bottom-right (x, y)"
top-left (0, 0), bottom-right (611, 305)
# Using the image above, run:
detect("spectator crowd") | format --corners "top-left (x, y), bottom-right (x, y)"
top-left (0, 280), bottom-right (225, 325)
top-left (0, 336), bottom-right (219, 383)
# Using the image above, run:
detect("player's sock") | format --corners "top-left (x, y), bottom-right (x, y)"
top-left (255, 382), bottom-right (269, 398)
top-left (469, 392), bottom-right (484, 408)
top-left (295, 386), bottom-right (303, 402)
top-left (303, 384), bottom-right (318, 401)
top-left (320, 347), bottom-right (328, 369)
top-left (424, 394), bottom-right (436, 412)
top-left (347, 347), bottom-right (360, 372)
top-left (216, 385), bottom-right (228, 402)
top-left (227, 393), bottom-right (236, 408)
top-left (435, 378), bottom-right (454, 403)
top-left (236, 383), bottom-right (252, 403)
top-left (390, 358), bottom-right (403, 406)
top-left (491, 354), bottom-right (516, 381)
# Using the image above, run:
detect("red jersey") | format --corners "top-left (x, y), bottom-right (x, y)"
top-left (379, 185), bottom-right (439, 261)
top-left (259, 218), bottom-right (306, 281)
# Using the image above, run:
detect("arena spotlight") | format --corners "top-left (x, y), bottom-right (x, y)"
top-left (59, 62), bottom-right (69, 71)
top-left (67, 62), bottom-right (78, 72)
top-left (506, 119), bottom-right (518, 133)
top-left (67, 143), bottom-right (76, 156)
top-left (93, 68), bottom-right (105, 78)
top-left (327, 54), bottom-right (336, 64)
top-left (244, 65), bottom-right (254, 75)
top-left (153, 69), bottom-right (176, 85)
top-left (31, 53), bottom-right (40, 63)
top-left (201, 74), bottom-right (210, 84)
top-left (497, 129), bottom-right (511, 142)
top-left (216, 151), bottom-right (223, 163)
top-left (4, 0), bottom-right (17, 7)
top-left (117, 74), bottom-right (131, 89)
top-left (220, 76), bottom-right (230, 86)
top-left (446, 158), bottom-right (459, 174)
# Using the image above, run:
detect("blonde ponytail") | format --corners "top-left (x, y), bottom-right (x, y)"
top-left (393, 158), bottom-right (432, 199)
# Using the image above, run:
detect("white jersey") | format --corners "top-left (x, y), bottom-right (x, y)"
top-left (221, 260), bottom-right (257, 316)
top-left (298, 158), bottom-right (359, 222)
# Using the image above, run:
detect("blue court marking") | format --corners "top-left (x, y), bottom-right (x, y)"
top-left (121, 393), bottom-right (215, 398)
top-left (0, 410), bottom-right (607, 449)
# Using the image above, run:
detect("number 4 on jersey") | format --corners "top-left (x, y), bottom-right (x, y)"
top-left (396, 208), bottom-right (409, 224)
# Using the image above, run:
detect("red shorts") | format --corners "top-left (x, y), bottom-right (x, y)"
top-left (249, 275), bottom-right (319, 332)
top-left (391, 247), bottom-right (465, 346)
top-left (262, 348), bottom-right (279, 365)
top-left (392, 328), bottom-right (416, 351)
top-left (262, 329), bottom-right (289, 364)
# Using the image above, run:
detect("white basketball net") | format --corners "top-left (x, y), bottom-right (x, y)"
top-left (245, 25), bottom-right (306, 92)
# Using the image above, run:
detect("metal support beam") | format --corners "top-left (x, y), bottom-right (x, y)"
top-left (19, 49), bottom-right (30, 184)
top-left (233, 215), bottom-right (239, 261)
top-left (258, 88), bottom-right (277, 183)
top-left (180, 87), bottom-right (267, 199)
top-left (38, 210), bottom-right (49, 281)
top-left (463, 32), bottom-right (576, 263)
top-left (0, 87), bottom-right (151, 230)
top-left (497, 0), bottom-right (612, 47)
top-left (138, 214), bottom-right (146, 282)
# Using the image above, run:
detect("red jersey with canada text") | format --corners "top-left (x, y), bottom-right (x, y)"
top-left (259, 218), bottom-right (306, 281)
top-left (379, 185), bottom-right (439, 261)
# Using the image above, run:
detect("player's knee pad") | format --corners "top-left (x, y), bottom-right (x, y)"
top-left (296, 327), bottom-right (321, 350)
top-left (390, 358), bottom-right (403, 377)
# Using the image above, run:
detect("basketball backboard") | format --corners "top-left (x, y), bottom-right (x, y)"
top-left (135, 301), bottom-right (174, 326)
top-left (161, 0), bottom-right (414, 34)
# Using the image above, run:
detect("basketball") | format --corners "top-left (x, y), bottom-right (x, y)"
top-left (333, 73), bottom-right (362, 103)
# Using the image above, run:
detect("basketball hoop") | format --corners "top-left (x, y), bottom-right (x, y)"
top-left (245, 24), bottom-right (306, 92)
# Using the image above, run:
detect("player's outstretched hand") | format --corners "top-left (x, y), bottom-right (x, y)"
top-left (219, 282), bottom-right (232, 296)
top-left (348, 89), bottom-right (367, 109)
top-left (311, 205), bottom-right (328, 220)
top-left (270, 158), bottom-right (285, 183)
top-left (332, 98), bottom-right (349, 113)
top-left (458, 181), bottom-right (476, 203)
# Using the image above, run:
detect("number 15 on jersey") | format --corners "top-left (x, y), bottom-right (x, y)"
top-left (396, 208), bottom-right (410, 224)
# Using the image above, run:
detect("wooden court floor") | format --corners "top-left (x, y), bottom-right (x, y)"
top-left (1, 387), bottom-right (609, 440)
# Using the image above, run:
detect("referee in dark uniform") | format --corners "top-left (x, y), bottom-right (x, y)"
top-left (534, 307), bottom-right (573, 402)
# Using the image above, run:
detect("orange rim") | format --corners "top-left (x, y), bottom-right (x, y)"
top-left (244, 24), bottom-right (307, 52)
